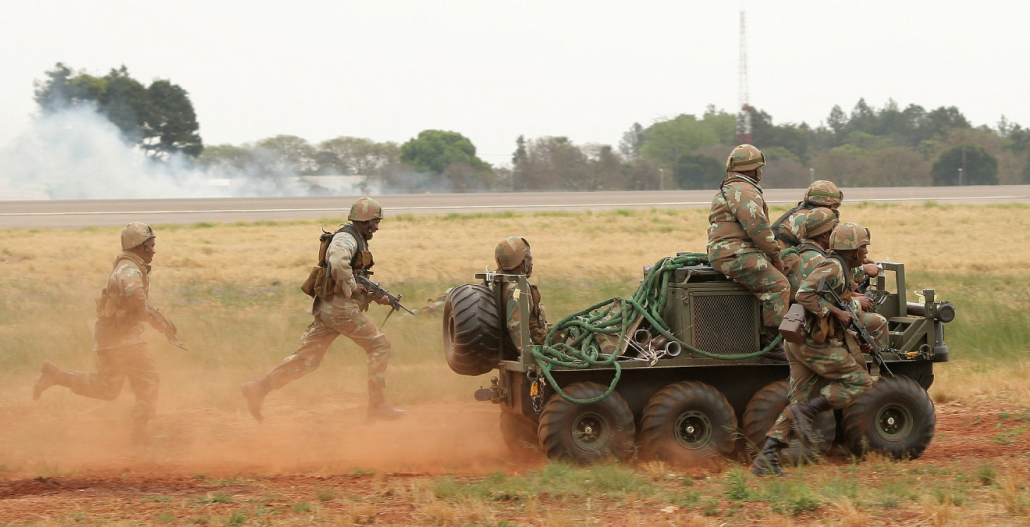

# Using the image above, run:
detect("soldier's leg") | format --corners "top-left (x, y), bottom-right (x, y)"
top-left (241, 316), bottom-right (338, 421)
top-left (68, 350), bottom-right (128, 401)
top-left (123, 344), bottom-right (160, 444)
top-left (263, 318), bottom-right (339, 390)
top-left (765, 341), bottom-right (818, 443)
top-left (32, 361), bottom-right (74, 400)
top-left (859, 312), bottom-right (888, 348)
top-left (713, 254), bottom-right (790, 328)
top-left (322, 300), bottom-right (400, 418)
top-left (753, 342), bottom-right (811, 476)
top-left (803, 343), bottom-right (874, 409)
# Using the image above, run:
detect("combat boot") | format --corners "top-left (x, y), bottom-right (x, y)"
top-left (32, 361), bottom-right (71, 401)
top-left (367, 404), bottom-right (405, 422)
top-left (749, 437), bottom-right (788, 477)
top-left (785, 395), bottom-right (832, 449)
top-left (240, 379), bottom-right (271, 422)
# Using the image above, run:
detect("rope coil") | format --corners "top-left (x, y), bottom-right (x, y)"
top-left (531, 253), bottom-right (783, 404)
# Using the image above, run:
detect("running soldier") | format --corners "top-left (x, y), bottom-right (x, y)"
top-left (240, 197), bottom-right (404, 422)
top-left (751, 222), bottom-right (885, 476)
top-left (32, 222), bottom-right (187, 444)
top-left (494, 236), bottom-right (549, 350)
top-left (707, 144), bottom-right (790, 349)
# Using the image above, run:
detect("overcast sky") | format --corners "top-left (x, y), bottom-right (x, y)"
top-left (2, 1), bottom-right (1028, 167)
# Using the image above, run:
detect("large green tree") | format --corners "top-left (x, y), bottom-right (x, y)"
top-left (34, 63), bottom-right (203, 158)
top-left (639, 113), bottom-right (729, 166)
top-left (400, 130), bottom-right (490, 174)
top-left (931, 144), bottom-right (998, 186)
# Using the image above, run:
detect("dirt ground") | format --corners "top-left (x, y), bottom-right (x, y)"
top-left (0, 396), bottom-right (1027, 525)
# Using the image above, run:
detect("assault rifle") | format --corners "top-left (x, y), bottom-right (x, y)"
top-left (356, 274), bottom-right (415, 326)
top-left (817, 278), bottom-right (894, 378)
top-left (147, 304), bottom-right (189, 351)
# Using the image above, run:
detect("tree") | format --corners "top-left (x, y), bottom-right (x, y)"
top-left (400, 130), bottom-right (491, 175)
top-left (317, 137), bottom-right (399, 175)
top-left (34, 63), bottom-right (203, 158)
top-left (144, 80), bottom-right (202, 157)
top-left (618, 123), bottom-right (644, 161)
top-left (582, 144), bottom-right (625, 190)
top-left (639, 114), bottom-right (722, 166)
top-left (513, 136), bottom-right (590, 190)
top-left (674, 152), bottom-right (722, 190)
top-left (869, 146), bottom-right (931, 186)
top-left (512, 135), bottom-right (528, 166)
top-left (931, 144), bottom-right (998, 186)
top-left (256, 135), bottom-right (319, 175)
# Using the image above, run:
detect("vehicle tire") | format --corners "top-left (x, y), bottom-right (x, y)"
top-left (538, 382), bottom-right (636, 464)
top-left (842, 375), bottom-right (936, 459)
top-left (443, 284), bottom-right (503, 376)
top-left (639, 381), bottom-right (737, 466)
top-left (742, 380), bottom-right (835, 464)
top-left (500, 411), bottom-right (540, 458)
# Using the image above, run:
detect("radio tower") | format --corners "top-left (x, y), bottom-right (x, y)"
top-left (735, 10), bottom-right (753, 145)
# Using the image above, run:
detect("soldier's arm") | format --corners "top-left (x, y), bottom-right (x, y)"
top-left (797, 259), bottom-right (846, 318)
top-left (728, 184), bottom-right (781, 259)
top-left (326, 232), bottom-right (359, 298)
top-left (119, 268), bottom-right (149, 318)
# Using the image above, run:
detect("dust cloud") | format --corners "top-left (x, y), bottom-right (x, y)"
top-left (3, 363), bottom-right (531, 478)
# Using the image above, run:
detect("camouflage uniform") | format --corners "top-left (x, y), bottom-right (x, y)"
top-left (501, 282), bottom-right (549, 350)
top-left (765, 256), bottom-right (885, 444)
top-left (259, 226), bottom-right (392, 408)
top-left (772, 180), bottom-right (843, 247)
top-left (66, 252), bottom-right (161, 423)
top-left (708, 173), bottom-right (789, 328)
top-left (782, 207), bottom-right (838, 298)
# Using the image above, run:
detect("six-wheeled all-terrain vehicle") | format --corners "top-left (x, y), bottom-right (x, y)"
top-left (443, 254), bottom-right (955, 466)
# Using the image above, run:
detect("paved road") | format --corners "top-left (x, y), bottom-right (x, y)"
top-left (2, 186), bottom-right (1029, 229)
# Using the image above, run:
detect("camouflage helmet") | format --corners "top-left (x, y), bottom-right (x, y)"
top-left (121, 222), bottom-right (155, 250)
top-left (347, 197), bottom-right (384, 222)
top-left (798, 207), bottom-right (838, 240)
top-left (805, 180), bottom-right (844, 208)
top-left (829, 222), bottom-right (871, 251)
top-left (494, 236), bottom-right (531, 271)
top-left (725, 144), bottom-right (766, 172)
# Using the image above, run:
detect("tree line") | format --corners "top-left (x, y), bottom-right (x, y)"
top-left (35, 64), bottom-right (1030, 191)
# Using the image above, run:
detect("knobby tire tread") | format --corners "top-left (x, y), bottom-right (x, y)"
top-left (538, 382), bottom-right (635, 464)
top-left (444, 284), bottom-right (503, 376)
top-left (639, 381), bottom-right (737, 464)
top-left (842, 375), bottom-right (936, 460)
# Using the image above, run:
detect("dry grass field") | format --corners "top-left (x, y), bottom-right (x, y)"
top-left (1, 203), bottom-right (1029, 525)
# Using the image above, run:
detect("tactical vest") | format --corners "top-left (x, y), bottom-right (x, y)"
top-left (338, 224), bottom-right (374, 275)
top-left (301, 224), bottom-right (374, 300)
top-left (95, 253), bottom-right (149, 329)
top-left (807, 253), bottom-right (854, 344)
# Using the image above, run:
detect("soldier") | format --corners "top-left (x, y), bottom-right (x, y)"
top-left (782, 207), bottom-right (839, 298)
top-left (707, 144), bottom-right (790, 349)
top-left (32, 222), bottom-right (187, 444)
top-left (240, 197), bottom-right (404, 422)
top-left (772, 180), bottom-right (844, 248)
top-left (751, 222), bottom-right (885, 476)
top-left (494, 236), bottom-right (549, 350)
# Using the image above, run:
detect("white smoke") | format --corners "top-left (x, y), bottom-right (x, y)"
top-left (0, 106), bottom-right (360, 200)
